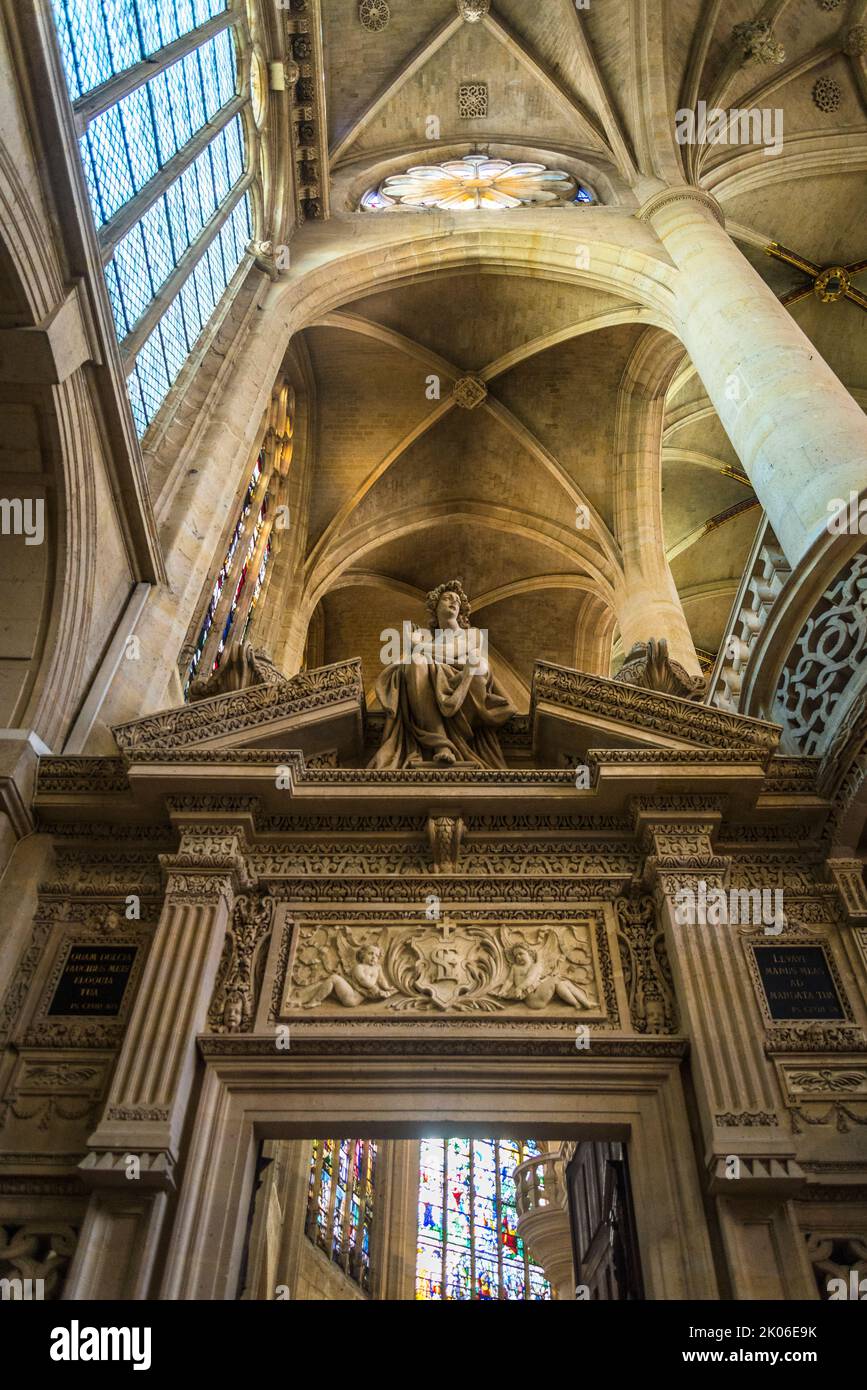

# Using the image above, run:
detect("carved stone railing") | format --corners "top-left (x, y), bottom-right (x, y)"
top-left (704, 505), bottom-right (867, 821)
top-left (707, 515), bottom-right (791, 713)
top-left (513, 1153), bottom-right (574, 1299)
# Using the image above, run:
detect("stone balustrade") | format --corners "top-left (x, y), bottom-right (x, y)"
top-left (707, 515), bottom-right (791, 713)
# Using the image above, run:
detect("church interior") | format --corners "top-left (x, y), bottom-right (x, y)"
top-left (0, 0), bottom-right (866, 1308)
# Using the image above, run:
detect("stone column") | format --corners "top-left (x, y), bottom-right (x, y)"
top-left (377, 1139), bottom-right (420, 1300)
top-left (613, 328), bottom-right (703, 680)
top-left (63, 815), bottom-right (252, 1299)
top-left (639, 189), bottom-right (867, 569)
top-left (636, 801), bottom-right (815, 1299)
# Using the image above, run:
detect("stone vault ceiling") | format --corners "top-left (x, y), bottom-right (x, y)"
top-left (297, 0), bottom-right (866, 706)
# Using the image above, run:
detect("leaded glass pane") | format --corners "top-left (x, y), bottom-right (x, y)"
top-left (78, 30), bottom-right (238, 229)
top-left (305, 1139), bottom-right (377, 1291)
top-left (103, 116), bottom-right (247, 339)
top-left (52, 0), bottom-right (229, 102)
top-left (134, 327), bottom-right (171, 424)
top-left (122, 186), bottom-right (250, 435)
top-left (415, 1136), bottom-right (552, 1300)
top-left (51, 4), bottom-right (250, 439)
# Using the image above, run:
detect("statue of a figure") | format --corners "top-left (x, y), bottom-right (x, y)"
top-left (369, 579), bottom-right (514, 769)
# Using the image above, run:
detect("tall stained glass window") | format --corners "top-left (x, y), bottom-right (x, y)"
top-left (306, 1140), bottom-right (377, 1291)
top-left (184, 447), bottom-right (264, 691)
top-left (50, 0), bottom-right (254, 436)
top-left (416, 1137), bottom-right (551, 1300)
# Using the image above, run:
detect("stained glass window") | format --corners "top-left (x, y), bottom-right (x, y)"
top-left (239, 534), bottom-right (273, 645)
top-left (306, 1140), bottom-right (377, 1291)
top-left (184, 448), bottom-right (264, 691)
top-left (213, 485), bottom-right (271, 665)
top-left (50, 0), bottom-right (254, 437)
top-left (360, 156), bottom-right (594, 211)
top-left (416, 1137), bottom-right (551, 1300)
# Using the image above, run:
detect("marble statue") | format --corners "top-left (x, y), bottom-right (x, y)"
top-left (369, 579), bottom-right (515, 769)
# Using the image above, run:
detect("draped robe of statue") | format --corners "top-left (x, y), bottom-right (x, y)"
top-left (369, 585), bottom-right (515, 770)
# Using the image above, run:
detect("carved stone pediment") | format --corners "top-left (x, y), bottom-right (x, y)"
top-left (531, 661), bottom-right (780, 765)
top-left (112, 659), bottom-right (365, 760)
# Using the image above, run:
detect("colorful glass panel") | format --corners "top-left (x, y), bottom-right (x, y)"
top-left (184, 448), bottom-right (263, 691)
top-left (416, 1136), bottom-right (551, 1300)
top-left (306, 1139), bottom-right (377, 1291)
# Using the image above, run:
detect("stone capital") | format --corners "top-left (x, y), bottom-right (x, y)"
top-left (637, 186), bottom-right (725, 230)
top-left (159, 811), bottom-right (255, 902)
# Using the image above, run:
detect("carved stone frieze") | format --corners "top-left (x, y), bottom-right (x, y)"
top-left (39, 848), bottom-right (163, 898)
top-left (208, 893), bottom-right (275, 1033)
top-left (282, 919), bottom-right (604, 1017)
top-left (200, 1035), bottom-right (686, 1059)
top-left (0, 1093), bottom-right (96, 1133)
top-left (248, 837), bottom-right (638, 878)
top-left (782, 1066), bottom-right (867, 1098)
top-left (22, 1021), bottom-right (125, 1049)
top-left (826, 859), bottom-right (867, 919)
top-left (267, 876), bottom-right (630, 902)
top-left (35, 758), bottom-right (130, 796)
top-left (104, 1105), bottom-right (170, 1123)
top-left (159, 826), bottom-right (252, 903)
top-left (791, 1104), bottom-right (867, 1134)
top-left (160, 871), bottom-right (243, 905)
top-left (15, 1061), bottom-right (106, 1094)
top-left (715, 1111), bottom-right (779, 1126)
top-left (764, 1023), bottom-right (867, 1055)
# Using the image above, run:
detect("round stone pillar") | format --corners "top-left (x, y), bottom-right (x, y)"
top-left (639, 189), bottom-right (867, 569)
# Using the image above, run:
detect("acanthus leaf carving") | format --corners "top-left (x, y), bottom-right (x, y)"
top-left (208, 893), bottom-right (275, 1032)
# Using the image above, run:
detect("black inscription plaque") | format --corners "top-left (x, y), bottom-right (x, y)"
top-left (48, 945), bottom-right (138, 1017)
top-left (753, 945), bottom-right (845, 1021)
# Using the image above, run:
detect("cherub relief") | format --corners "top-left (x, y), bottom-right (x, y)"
top-left (294, 935), bottom-right (395, 1009)
top-left (494, 929), bottom-right (598, 1011)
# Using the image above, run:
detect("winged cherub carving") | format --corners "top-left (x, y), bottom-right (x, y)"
top-left (293, 932), bottom-right (395, 1009)
top-left (494, 927), bottom-right (598, 1011)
